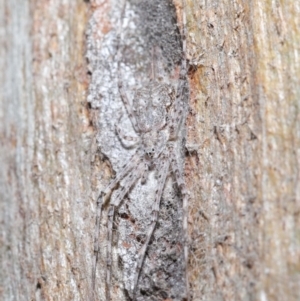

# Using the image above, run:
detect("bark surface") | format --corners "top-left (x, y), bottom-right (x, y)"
top-left (0, 0), bottom-right (299, 301)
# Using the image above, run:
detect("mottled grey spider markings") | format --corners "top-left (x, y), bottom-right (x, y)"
top-left (92, 0), bottom-right (190, 300)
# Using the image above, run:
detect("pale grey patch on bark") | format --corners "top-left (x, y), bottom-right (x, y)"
top-left (87, 1), bottom-right (188, 300)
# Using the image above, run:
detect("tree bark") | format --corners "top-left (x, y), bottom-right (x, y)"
top-left (0, 1), bottom-right (92, 300)
top-left (184, 1), bottom-right (300, 300)
top-left (0, 1), bottom-right (299, 301)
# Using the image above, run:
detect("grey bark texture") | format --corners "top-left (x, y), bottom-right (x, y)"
top-left (87, 1), bottom-right (188, 300)
top-left (0, 0), bottom-right (299, 301)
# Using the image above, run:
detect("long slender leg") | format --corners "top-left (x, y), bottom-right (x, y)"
top-left (132, 156), bottom-right (170, 299)
top-left (118, 83), bottom-right (140, 133)
top-left (105, 205), bottom-right (114, 301)
top-left (111, 162), bottom-right (147, 209)
top-left (103, 149), bottom-right (142, 195)
top-left (170, 0), bottom-right (188, 140)
top-left (170, 3), bottom-right (190, 297)
top-left (115, 0), bottom-right (140, 135)
top-left (170, 149), bottom-right (190, 300)
top-left (92, 150), bottom-right (142, 293)
top-left (105, 161), bottom-right (148, 300)
top-left (92, 193), bottom-right (104, 293)
top-left (115, 122), bottom-right (140, 145)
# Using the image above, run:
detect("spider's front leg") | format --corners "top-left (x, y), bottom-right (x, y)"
top-left (169, 71), bottom-right (188, 140)
top-left (115, 115), bottom-right (140, 147)
top-left (170, 0), bottom-right (188, 141)
top-left (118, 82), bottom-right (140, 134)
top-left (132, 154), bottom-right (170, 300)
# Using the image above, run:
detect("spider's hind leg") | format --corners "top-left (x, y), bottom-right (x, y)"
top-left (132, 155), bottom-right (170, 300)
top-left (92, 150), bottom-right (142, 297)
top-left (105, 161), bottom-right (148, 300)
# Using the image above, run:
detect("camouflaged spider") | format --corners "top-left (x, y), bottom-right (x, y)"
top-left (92, 2), bottom-right (189, 300)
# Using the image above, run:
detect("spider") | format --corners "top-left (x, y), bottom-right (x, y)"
top-left (92, 2), bottom-right (189, 300)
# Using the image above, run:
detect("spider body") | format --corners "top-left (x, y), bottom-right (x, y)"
top-left (130, 81), bottom-right (175, 159)
top-left (92, 1), bottom-right (189, 300)
top-left (93, 72), bottom-right (188, 301)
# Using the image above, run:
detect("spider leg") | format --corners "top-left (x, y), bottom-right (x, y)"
top-left (103, 149), bottom-right (142, 196)
top-left (170, 149), bottom-right (190, 300)
top-left (132, 155), bottom-right (170, 300)
top-left (118, 82), bottom-right (140, 133)
top-left (105, 161), bottom-right (148, 301)
top-left (170, 0), bottom-right (188, 140)
top-left (105, 205), bottom-right (114, 301)
top-left (92, 150), bottom-right (142, 292)
top-left (115, 122), bottom-right (140, 146)
top-left (169, 62), bottom-right (188, 140)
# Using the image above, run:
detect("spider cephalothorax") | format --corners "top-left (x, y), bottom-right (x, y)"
top-left (133, 81), bottom-right (174, 132)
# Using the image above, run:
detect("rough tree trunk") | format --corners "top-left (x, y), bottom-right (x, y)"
top-left (0, 1), bottom-right (299, 301)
